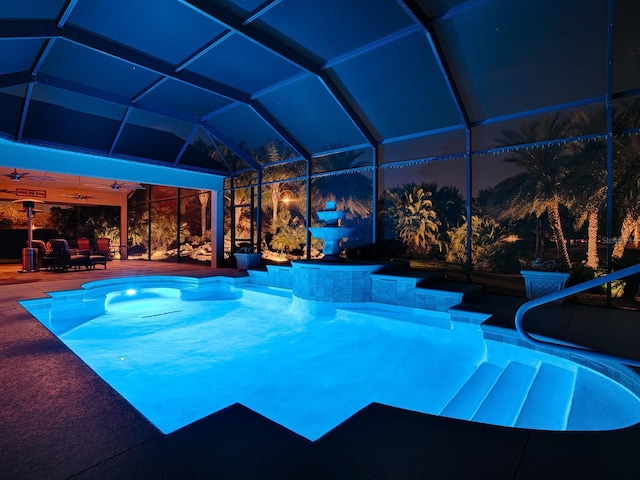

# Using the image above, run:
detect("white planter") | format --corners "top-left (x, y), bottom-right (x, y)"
top-left (234, 253), bottom-right (262, 270)
top-left (520, 270), bottom-right (570, 302)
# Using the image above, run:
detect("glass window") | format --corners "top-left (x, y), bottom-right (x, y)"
top-left (150, 198), bottom-right (178, 262)
top-left (179, 189), bottom-right (212, 265)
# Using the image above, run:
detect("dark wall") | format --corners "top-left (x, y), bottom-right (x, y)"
top-left (0, 229), bottom-right (60, 258)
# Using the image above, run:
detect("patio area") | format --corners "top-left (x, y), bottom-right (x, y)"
top-left (1, 259), bottom-right (639, 479)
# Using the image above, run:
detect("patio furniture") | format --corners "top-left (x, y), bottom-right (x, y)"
top-left (89, 254), bottom-right (107, 269)
top-left (95, 238), bottom-right (111, 259)
top-left (44, 239), bottom-right (90, 271)
top-left (76, 237), bottom-right (92, 255)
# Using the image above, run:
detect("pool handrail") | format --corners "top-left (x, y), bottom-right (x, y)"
top-left (514, 262), bottom-right (640, 367)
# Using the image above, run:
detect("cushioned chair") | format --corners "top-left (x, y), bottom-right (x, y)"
top-left (44, 239), bottom-right (89, 271)
top-left (76, 237), bottom-right (92, 255)
top-left (95, 238), bottom-right (111, 258)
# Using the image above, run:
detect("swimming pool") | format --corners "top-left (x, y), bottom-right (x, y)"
top-left (20, 276), bottom-right (640, 440)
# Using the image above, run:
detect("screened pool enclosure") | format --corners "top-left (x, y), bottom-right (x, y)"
top-left (1, 0), bottom-right (640, 305)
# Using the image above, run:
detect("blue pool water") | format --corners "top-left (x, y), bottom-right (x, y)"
top-left (20, 276), bottom-right (640, 440)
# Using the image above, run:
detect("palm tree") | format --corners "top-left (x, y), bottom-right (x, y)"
top-left (381, 183), bottom-right (442, 256)
top-left (611, 99), bottom-right (640, 260)
top-left (198, 190), bottom-right (209, 238)
top-left (492, 114), bottom-right (574, 267)
top-left (311, 148), bottom-right (372, 215)
top-left (259, 141), bottom-right (305, 228)
top-left (563, 111), bottom-right (607, 269)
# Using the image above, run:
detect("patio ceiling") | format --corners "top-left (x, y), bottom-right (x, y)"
top-left (0, 0), bottom-right (639, 181)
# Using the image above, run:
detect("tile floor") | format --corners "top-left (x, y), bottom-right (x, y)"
top-left (1, 260), bottom-right (639, 479)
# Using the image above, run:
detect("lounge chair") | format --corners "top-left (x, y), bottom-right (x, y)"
top-left (44, 239), bottom-right (90, 271)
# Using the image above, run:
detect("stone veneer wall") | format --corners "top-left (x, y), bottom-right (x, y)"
top-left (247, 262), bottom-right (484, 319)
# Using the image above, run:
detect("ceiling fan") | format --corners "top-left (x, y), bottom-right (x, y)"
top-left (108, 180), bottom-right (145, 191)
top-left (65, 192), bottom-right (99, 200)
top-left (4, 168), bottom-right (29, 181)
top-left (3, 168), bottom-right (54, 182)
top-left (87, 180), bottom-right (145, 191)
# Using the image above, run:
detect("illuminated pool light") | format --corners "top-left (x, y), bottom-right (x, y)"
top-left (125, 289), bottom-right (137, 296)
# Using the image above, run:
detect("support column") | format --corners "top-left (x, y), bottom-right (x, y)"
top-left (119, 197), bottom-right (128, 259)
top-left (211, 189), bottom-right (224, 268)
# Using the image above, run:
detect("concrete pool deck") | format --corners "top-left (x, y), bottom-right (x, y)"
top-left (1, 260), bottom-right (639, 479)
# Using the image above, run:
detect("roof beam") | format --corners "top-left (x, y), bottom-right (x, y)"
top-left (181, 0), bottom-right (378, 149)
top-left (396, 0), bottom-right (471, 127)
top-left (17, 83), bottom-right (34, 142)
top-left (0, 71), bottom-right (33, 89)
top-left (0, 20), bottom-right (250, 103)
top-left (249, 101), bottom-right (311, 161)
top-left (201, 124), bottom-right (261, 171)
top-left (174, 125), bottom-right (199, 166)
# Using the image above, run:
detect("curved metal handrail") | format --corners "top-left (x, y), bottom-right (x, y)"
top-left (515, 262), bottom-right (640, 367)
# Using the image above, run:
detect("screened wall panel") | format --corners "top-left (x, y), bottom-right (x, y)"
top-left (436, 0), bottom-right (608, 122)
top-left (311, 171), bottom-right (373, 257)
top-left (380, 130), bottom-right (466, 165)
top-left (137, 79), bottom-right (232, 118)
top-left (252, 0), bottom-right (413, 64)
top-left (114, 110), bottom-right (192, 162)
top-left (186, 34), bottom-right (304, 95)
top-left (613, 0), bottom-right (640, 93)
top-left (0, 86), bottom-right (28, 137)
top-left (378, 158), bottom-right (466, 262)
top-left (257, 75), bottom-right (367, 153)
top-left (330, 31), bottom-right (462, 140)
top-left (180, 129), bottom-right (230, 171)
top-left (205, 104), bottom-right (297, 161)
top-left (0, 39), bottom-right (44, 74)
top-left (67, 0), bottom-right (227, 64)
top-left (311, 147), bottom-right (373, 175)
top-left (39, 40), bottom-right (162, 99)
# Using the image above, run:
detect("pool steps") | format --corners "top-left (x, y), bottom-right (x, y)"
top-left (441, 360), bottom-right (577, 430)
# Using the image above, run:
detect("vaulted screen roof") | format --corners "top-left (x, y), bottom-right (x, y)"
top-left (1, 0), bottom-right (639, 178)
